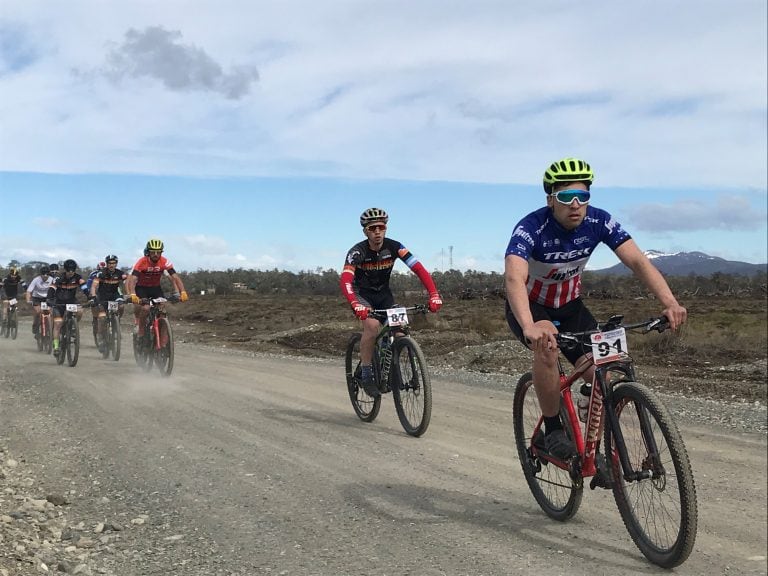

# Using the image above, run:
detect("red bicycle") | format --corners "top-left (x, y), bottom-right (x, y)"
top-left (512, 315), bottom-right (697, 568)
top-left (131, 296), bottom-right (178, 377)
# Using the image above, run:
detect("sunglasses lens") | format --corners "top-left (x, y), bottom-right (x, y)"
top-left (555, 190), bottom-right (590, 205)
top-left (367, 225), bottom-right (385, 232)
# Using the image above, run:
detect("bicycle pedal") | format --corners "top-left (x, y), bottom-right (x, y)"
top-left (590, 474), bottom-right (613, 490)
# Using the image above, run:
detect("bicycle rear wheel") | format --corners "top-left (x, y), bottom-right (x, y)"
top-left (606, 382), bottom-right (697, 568)
top-left (110, 316), bottom-right (121, 361)
top-left (133, 325), bottom-right (154, 371)
top-left (9, 310), bottom-right (17, 340)
top-left (512, 372), bottom-right (583, 521)
top-left (66, 317), bottom-right (80, 367)
top-left (392, 337), bottom-right (432, 437)
top-left (344, 333), bottom-right (381, 422)
top-left (154, 317), bottom-right (174, 377)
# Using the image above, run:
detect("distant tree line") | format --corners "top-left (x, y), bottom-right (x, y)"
top-left (4, 260), bottom-right (766, 299)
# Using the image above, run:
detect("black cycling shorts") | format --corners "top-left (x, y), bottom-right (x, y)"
top-left (505, 297), bottom-right (597, 365)
top-left (136, 286), bottom-right (164, 300)
top-left (355, 288), bottom-right (395, 314)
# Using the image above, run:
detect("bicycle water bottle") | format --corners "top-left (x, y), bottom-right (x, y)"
top-left (577, 383), bottom-right (591, 423)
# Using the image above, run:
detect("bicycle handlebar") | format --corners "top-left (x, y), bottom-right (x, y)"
top-left (555, 316), bottom-right (670, 350)
top-left (127, 295), bottom-right (181, 305)
top-left (369, 304), bottom-right (429, 321)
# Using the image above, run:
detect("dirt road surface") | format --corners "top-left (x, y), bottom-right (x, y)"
top-left (1, 326), bottom-right (766, 576)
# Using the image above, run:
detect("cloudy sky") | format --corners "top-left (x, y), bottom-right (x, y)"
top-left (1, 1), bottom-right (766, 273)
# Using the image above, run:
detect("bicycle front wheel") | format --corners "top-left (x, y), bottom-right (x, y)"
top-left (606, 382), bottom-right (697, 568)
top-left (66, 317), bottom-right (80, 367)
top-left (154, 317), bottom-right (174, 377)
top-left (97, 323), bottom-right (110, 359)
top-left (344, 334), bottom-right (381, 422)
top-left (56, 322), bottom-right (66, 365)
top-left (512, 372), bottom-right (583, 521)
top-left (9, 310), bottom-right (17, 340)
top-left (110, 316), bottom-right (121, 361)
top-left (391, 337), bottom-right (432, 437)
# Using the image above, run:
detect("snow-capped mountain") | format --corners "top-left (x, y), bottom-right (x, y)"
top-left (593, 251), bottom-right (766, 276)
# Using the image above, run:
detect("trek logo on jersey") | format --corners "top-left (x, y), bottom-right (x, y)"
top-left (542, 247), bottom-right (592, 261)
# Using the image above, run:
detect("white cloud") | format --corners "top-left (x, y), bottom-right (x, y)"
top-left (626, 195), bottom-right (768, 232)
top-left (0, 1), bottom-right (765, 189)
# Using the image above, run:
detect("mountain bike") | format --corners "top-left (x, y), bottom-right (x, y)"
top-left (344, 305), bottom-right (432, 437)
top-left (2, 298), bottom-right (19, 339)
top-left (131, 296), bottom-right (178, 377)
top-left (37, 302), bottom-right (53, 354)
top-left (512, 315), bottom-right (697, 568)
top-left (54, 303), bottom-right (88, 367)
top-left (96, 299), bottom-right (124, 361)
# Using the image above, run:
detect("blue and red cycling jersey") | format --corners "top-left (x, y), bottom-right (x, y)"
top-left (505, 206), bottom-right (631, 308)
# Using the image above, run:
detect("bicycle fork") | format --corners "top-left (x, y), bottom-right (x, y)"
top-left (604, 391), bottom-right (663, 483)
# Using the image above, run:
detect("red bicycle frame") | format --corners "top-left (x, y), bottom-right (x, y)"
top-left (532, 354), bottom-right (604, 478)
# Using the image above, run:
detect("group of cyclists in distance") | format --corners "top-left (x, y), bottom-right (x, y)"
top-left (2, 239), bottom-right (189, 357)
top-left (2, 156), bottom-right (687, 463)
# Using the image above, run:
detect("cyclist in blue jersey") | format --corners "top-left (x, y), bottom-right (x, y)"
top-left (340, 208), bottom-right (443, 397)
top-left (504, 158), bottom-right (687, 460)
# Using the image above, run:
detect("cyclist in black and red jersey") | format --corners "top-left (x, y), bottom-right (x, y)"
top-left (124, 238), bottom-right (188, 339)
top-left (46, 259), bottom-right (89, 356)
top-left (340, 208), bottom-right (443, 397)
top-left (90, 255), bottom-right (129, 353)
top-left (1, 267), bottom-right (27, 319)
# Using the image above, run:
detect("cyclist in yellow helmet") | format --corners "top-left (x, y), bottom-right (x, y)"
top-left (124, 239), bottom-right (189, 339)
top-left (504, 158), bottom-right (687, 460)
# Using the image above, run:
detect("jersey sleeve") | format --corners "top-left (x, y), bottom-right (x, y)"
top-left (598, 209), bottom-right (632, 250)
top-left (505, 217), bottom-right (536, 260)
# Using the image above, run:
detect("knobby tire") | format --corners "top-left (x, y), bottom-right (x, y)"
top-left (110, 315), bottom-right (121, 361)
top-left (66, 316), bottom-right (80, 367)
top-left (512, 372), bottom-right (583, 521)
top-left (344, 333), bottom-right (381, 422)
top-left (391, 337), bottom-right (432, 437)
top-left (607, 382), bottom-right (697, 568)
top-left (154, 317), bottom-right (174, 377)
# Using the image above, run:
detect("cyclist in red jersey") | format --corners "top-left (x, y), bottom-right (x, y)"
top-left (124, 239), bottom-right (188, 337)
top-left (340, 208), bottom-right (443, 397)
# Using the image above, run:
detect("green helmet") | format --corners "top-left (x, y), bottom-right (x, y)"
top-left (543, 157), bottom-right (594, 193)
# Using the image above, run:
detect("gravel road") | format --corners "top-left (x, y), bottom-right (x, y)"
top-left (1, 326), bottom-right (766, 576)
